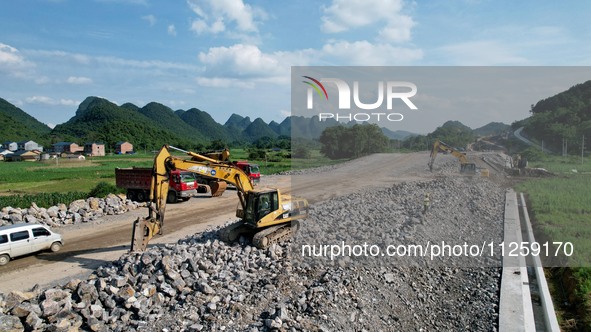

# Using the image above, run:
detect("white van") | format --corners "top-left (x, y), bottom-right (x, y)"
top-left (0, 224), bottom-right (64, 265)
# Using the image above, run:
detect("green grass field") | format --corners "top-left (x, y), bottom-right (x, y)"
top-left (0, 153), bottom-right (153, 195)
top-left (515, 157), bottom-right (591, 328)
top-left (0, 148), bottom-right (343, 196)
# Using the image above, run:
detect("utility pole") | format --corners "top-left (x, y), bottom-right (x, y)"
top-left (582, 136), bottom-right (585, 165)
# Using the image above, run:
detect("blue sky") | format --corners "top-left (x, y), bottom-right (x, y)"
top-left (1, 0), bottom-right (590, 133)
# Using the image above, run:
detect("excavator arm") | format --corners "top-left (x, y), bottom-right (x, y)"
top-left (428, 140), bottom-right (476, 174)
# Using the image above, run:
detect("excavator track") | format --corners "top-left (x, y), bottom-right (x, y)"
top-left (219, 220), bottom-right (302, 249)
top-left (252, 220), bottom-right (301, 249)
top-left (218, 221), bottom-right (254, 243)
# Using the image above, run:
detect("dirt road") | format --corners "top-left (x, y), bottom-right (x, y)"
top-left (0, 152), bottom-right (439, 293)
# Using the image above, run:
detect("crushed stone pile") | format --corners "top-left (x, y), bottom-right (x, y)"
top-left (0, 194), bottom-right (144, 227)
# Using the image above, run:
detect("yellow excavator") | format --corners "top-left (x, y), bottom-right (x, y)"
top-left (428, 140), bottom-right (483, 175)
top-left (130, 145), bottom-right (308, 251)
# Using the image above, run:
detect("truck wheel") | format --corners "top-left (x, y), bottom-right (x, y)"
top-left (127, 190), bottom-right (137, 202)
top-left (0, 254), bottom-right (9, 266)
top-left (136, 191), bottom-right (147, 202)
top-left (50, 242), bottom-right (62, 252)
top-left (167, 191), bottom-right (178, 204)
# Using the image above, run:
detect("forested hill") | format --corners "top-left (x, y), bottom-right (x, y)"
top-left (520, 80), bottom-right (591, 153)
top-left (0, 97), bottom-right (51, 143)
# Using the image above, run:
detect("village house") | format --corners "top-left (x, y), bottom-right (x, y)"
top-left (52, 142), bottom-right (84, 154)
top-left (2, 141), bottom-right (17, 151)
top-left (17, 140), bottom-right (43, 152)
top-left (84, 142), bottom-right (105, 156)
top-left (5, 150), bottom-right (41, 162)
top-left (115, 141), bottom-right (133, 154)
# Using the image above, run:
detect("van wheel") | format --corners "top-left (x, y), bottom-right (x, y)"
top-left (0, 254), bottom-right (9, 266)
top-left (50, 242), bottom-right (62, 252)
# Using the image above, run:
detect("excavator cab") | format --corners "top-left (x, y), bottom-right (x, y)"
top-left (243, 190), bottom-right (279, 226)
top-left (460, 163), bottom-right (477, 174)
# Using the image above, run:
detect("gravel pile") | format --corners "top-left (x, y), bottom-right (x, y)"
top-left (0, 194), bottom-right (144, 227)
top-left (277, 164), bottom-right (340, 176)
top-left (0, 154), bottom-right (507, 331)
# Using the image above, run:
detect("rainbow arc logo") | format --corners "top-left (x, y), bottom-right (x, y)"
top-left (302, 76), bottom-right (328, 101)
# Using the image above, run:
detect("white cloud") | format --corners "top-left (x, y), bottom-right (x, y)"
top-left (191, 18), bottom-right (225, 34)
top-left (196, 77), bottom-right (255, 88)
top-left (66, 76), bottom-right (93, 84)
top-left (378, 15), bottom-right (416, 43)
top-left (321, 40), bottom-right (422, 65)
top-left (142, 14), bottom-right (156, 26)
top-left (167, 24), bottom-right (177, 36)
top-left (280, 109), bottom-right (291, 118)
top-left (187, 0), bottom-right (266, 38)
top-left (35, 76), bottom-right (51, 84)
top-left (28, 50), bottom-right (91, 64)
top-left (438, 40), bottom-right (529, 65)
top-left (25, 96), bottom-right (80, 106)
top-left (196, 44), bottom-right (319, 87)
top-left (0, 43), bottom-right (34, 77)
top-left (199, 44), bottom-right (282, 77)
top-left (322, 0), bottom-right (414, 42)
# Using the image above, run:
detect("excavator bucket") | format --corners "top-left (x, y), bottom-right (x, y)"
top-left (131, 217), bottom-right (161, 252)
top-left (210, 181), bottom-right (227, 197)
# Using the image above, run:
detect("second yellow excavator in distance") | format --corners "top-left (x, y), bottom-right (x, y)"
top-left (428, 139), bottom-right (481, 174)
top-left (130, 145), bottom-right (308, 252)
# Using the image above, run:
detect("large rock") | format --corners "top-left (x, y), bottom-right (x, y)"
top-left (40, 298), bottom-right (60, 317)
top-left (24, 215), bottom-right (37, 224)
top-left (11, 302), bottom-right (41, 318)
top-left (5, 291), bottom-right (36, 309)
top-left (0, 313), bottom-right (24, 332)
top-left (76, 282), bottom-right (98, 305)
top-left (9, 214), bottom-right (22, 223)
top-left (68, 199), bottom-right (88, 213)
top-left (87, 198), bottom-right (100, 211)
top-left (46, 206), bottom-right (59, 218)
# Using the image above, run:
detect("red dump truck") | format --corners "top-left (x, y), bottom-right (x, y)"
top-left (115, 167), bottom-right (198, 203)
top-left (232, 161), bottom-right (260, 185)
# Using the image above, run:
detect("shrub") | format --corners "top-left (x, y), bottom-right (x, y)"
top-left (248, 149), bottom-right (267, 160)
top-left (0, 192), bottom-right (87, 209)
top-left (292, 146), bottom-right (312, 159)
top-left (88, 182), bottom-right (122, 198)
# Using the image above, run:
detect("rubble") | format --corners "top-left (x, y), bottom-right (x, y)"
top-left (0, 195), bottom-right (145, 228)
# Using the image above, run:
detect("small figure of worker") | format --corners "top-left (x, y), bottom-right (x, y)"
top-left (422, 193), bottom-right (430, 215)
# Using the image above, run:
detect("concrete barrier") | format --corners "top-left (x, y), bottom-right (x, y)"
top-left (520, 193), bottom-right (560, 332)
top-left (499, 189), bottom-right (535, 331)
